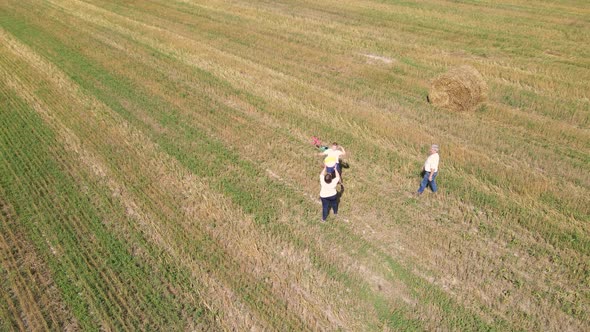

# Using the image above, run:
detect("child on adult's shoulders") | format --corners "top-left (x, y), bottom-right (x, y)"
top-left (319, 142), bottom-right (346, 175)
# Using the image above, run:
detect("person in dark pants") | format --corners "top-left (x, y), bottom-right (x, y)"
top-left (319, 166), bottom-right (340, 222)
top-left (417, 144), bottom-right (440, 195)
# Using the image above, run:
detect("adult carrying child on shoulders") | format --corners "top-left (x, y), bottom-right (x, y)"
top-left (319, 166), bottom-right (340, 223)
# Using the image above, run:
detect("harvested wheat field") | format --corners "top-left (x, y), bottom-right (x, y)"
top-left (1, 0), bottom-right (588, 330)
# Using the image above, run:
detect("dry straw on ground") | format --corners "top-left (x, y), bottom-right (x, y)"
top-left (428, 65), bottom-right (487, 112)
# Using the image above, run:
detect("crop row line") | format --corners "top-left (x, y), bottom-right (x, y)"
top-left (0, 14), bottom-right (424, 326)
top-left (0, 97), bottom-right (141, 330)
top-left (0, 35), bottom-right (320, 330)
top-left (3, 1), bottom-right (588, 330)
top-left (0, 77), bottom-right (207, 329)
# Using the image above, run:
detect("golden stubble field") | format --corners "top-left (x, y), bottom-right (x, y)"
top-left (1, 0), bottom-right (588, 330)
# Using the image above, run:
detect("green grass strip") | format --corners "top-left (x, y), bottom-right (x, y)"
top-left (0, 89), bottom-right (195, 330)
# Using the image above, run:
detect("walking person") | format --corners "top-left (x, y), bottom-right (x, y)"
top-left (417, 144), bottom-right (440, 195)
top-left (319, 166), bottom-right (340, 222)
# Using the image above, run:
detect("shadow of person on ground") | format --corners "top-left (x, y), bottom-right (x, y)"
top-left (339, 160), bottom-right (350, 183)
top-left (336, 161), bottom-right (349, 202)
top-left (337, 182), bottom-right (345, 202)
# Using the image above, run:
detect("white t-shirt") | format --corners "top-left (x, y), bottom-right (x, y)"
top-left (323, 148), bottom-right (343, 163)
top-left (424, 153), bottom-right (440, 173)
top-left (320, 174), bottom-right (340, 198)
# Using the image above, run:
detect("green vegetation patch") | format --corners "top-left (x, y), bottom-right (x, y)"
top-left (0, 91), bottom-right (197, 330)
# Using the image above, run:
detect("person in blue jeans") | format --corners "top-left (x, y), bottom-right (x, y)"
top-left (319, 166), bottom-right (340, 222)
top-left (417, 144), bottom-right (440, 195)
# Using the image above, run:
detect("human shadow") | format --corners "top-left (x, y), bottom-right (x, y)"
top-left (336, 163), bottom-right (347, 202)
top-left (339, 160), bottom-right (350, 183)
top-left (336, 182), bottom-right (345, 203)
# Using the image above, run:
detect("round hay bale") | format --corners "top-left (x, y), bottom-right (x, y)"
top-left (428, 65), bottom-right (487, 112)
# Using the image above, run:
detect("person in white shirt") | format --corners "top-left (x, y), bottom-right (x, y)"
top-left (319, 142), bottom-right (346, 176)
top-left (319, 166), bottom-right (340, 222)
top-left (417, 144), bottom-right (440, 195)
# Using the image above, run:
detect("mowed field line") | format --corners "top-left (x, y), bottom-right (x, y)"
top-left (44, 0), bottom-right (589, 256)
top-left (51, 0), bottom-right (583, 296)
top-left (27, 0), bottom-right (420, 298)
top-left (0, 7), bottom-right (492, 331)
top-left (5, 1), bottom-right (590, 330)
top-left (5, 11), bottom-right (486, 326)
top-left (48, 0), bottom-right (588, 222)
top-left (0, 27), bottom-right (399, 330)
top-left (47, 0), bottom-right (588, 213)
top-left (0, 34), bottom-right (252, 330)
top-left (120, 0), bottom-right (590, 130)
top-left (3, 35), bottom-right (243, 327)
top-left (0, 85), bottom-right (202, 329)
top-left (5, 7), bottom-right (504, 330)
top-left (2, 0), bottom-right (589, 330)
top-left (98, 0), bottom-right (589, 106)
top-left (0, 98), bottom-right (147, 329)
top-left (73, 1), bottom-right (588, 330)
